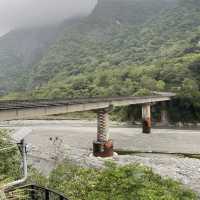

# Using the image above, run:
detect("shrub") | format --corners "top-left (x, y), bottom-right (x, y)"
top-left (46, 161), bottom-right (197, 200)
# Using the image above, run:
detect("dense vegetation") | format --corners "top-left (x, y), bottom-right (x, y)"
top-left (30, 161), bottom-right (198, 200)
top-left (0, 130), bottom-right (20, 182)
top-left (1, 0), bottom-right (200, 122)
top-left (0, 130), bottom-right (24, 199)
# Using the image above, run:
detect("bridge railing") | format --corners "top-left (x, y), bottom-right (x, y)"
top-left (7, 184), bottom-right (69, 200)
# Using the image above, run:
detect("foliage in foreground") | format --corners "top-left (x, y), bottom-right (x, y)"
top-left (31, 161), bottom-right (198, 200)
top-left (0, 130), bottom-right (20, 182)
top-left (0, 130), bottom-right (25, 200)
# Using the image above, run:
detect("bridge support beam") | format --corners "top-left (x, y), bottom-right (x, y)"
top-left (142, 103), bottom-right (151, 134)
top-left (93, 109), bottom-right (113, 157)
top-left (161, 102), bottom-right (169, 125)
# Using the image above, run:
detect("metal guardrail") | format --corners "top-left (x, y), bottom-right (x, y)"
top-left (11, 184), bottom-right (69, 200)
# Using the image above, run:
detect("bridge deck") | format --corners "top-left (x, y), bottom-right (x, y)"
top-left (0, 95), bottom-right (173, 110)
top-left (0, 95), bottom-right (174, 121)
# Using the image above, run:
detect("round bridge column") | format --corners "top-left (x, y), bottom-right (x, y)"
top-left (93, 109), bottom-right (113, 157)
top-left (142, 103), bottom-right (151, 134)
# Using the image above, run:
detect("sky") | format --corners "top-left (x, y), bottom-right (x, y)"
top-left (0, 0), bottom-right (97, 36)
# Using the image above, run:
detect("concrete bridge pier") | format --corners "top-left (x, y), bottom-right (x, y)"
top-left (93, 108), bottom-right (113, 157)
top-left (142, 103), bottom-right (151, 134)
top-left (160, 102), bottom-right (169, 125)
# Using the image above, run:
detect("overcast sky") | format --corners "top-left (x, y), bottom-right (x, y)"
top-left (0, 0), bottom-right (97, 36)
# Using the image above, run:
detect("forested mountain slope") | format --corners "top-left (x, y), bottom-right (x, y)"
top-left (29, 0), bottom-right (199, 93)
top-left (0, 24), bottom-right (65, 94)
top-left (30, 0), bottom-right (179, 89)
top-left (1, 0), bottom-right (200, 121)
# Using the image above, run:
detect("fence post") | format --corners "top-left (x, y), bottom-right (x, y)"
top-left (45, 189), bottom-right (50, 200)
top-left (59, 196), bottom-right (64, 200)
top-left (30, 185), bottom-right (36, 200)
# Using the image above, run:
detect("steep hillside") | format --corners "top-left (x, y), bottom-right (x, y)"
top-left (88, 0), bottom-right (176, 25)
top-left (0, 24), bottom-right (65, 94)
top-left (30, 0), bottom-right (200, 93)
top-left (30, 0), bottom-right (179, 88)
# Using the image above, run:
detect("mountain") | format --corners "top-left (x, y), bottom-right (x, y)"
top-left (0, 24), bottom-right (65, 94)
top-left (1, 0), bottom-right (200, 121)
top-left (0, 18), bottom-right (84, 94)
top-left (30, 0), bottom-right (179, 89)
top-left (29, 0), bottom-right (199, 95)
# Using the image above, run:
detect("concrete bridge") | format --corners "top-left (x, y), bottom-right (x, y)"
top-left (0, 93), bottom-right (175, 157)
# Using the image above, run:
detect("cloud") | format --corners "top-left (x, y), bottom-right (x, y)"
top-left (0, 0), bottom-right (97, 35)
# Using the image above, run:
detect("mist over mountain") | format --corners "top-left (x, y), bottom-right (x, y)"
top-left (0, 0), bottom-right (97, 36)
top-left (0, 0), bottom-right (200, 121)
